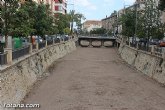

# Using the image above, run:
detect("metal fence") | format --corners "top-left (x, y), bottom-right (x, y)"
top-left (138, 44), bottom-right (147, 51)
top-left (125, 40), bottom-right (164, 57)
top-left (54, 39), bottom-right (60, 43)
top-left (47, 40), bottom-right (53, 46)
top-left (0, 52), bottom-right (7, 65)
top-left (39, 41), bottom-right (46, 49)
top-left (126, 41), bottom-right (152, 52)
top-left (154, 47), bottom-right (162, 53)
top-left (130, 42), bottom-right (137, 48)
top-left (12, 45), bottom-right (30, 60)
top-left (154, 47), bottom-right (162, 57)
top-left (126, 41), bottom-right (129, 45)
top-left (1, 37), bottom-right (72, 65)
top-left (0, 43), bottom-right (4, 53)
top-left (32, 44), bottom-right (36, 49)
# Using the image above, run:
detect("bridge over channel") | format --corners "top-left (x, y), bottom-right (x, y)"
top-left (78, 36), bottom-right (118, 47)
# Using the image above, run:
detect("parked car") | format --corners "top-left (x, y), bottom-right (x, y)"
top-left (138, 38), bottom-right (148, 45)
top-left (129, 37), bottom-right (140, 43)
top-left (158, 40), bottom-right (165, 47)
top-left (35, 36), bottom-right (43, 43)
top-left (47, 36), bottom-right (53, 41)
top-left (21, 37), bottom-right (29, 46)
top-left (62, 35), bottom-right (69, 41)
top-left (48, 35), bottom-right (61, 43)
top-left (149, 39), bottom-right (160, 45)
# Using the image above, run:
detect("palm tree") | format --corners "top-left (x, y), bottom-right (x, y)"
top-left (68, 10), bottom-right (85, 35)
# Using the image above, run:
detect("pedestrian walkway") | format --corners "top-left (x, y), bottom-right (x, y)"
top-left (20, 47), bottom-right (165, 110)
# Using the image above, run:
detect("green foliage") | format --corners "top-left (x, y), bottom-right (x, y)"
top-left (0, 0), bottom-right (85, 48)
top-left (90, 28), bottom-right (106, 35)
top-left (0, 1), bottom-right (59, 38)
top-left (34, 3), bottom-right (53, 36)
top-left (120, 1), bottom-right (163, 40)
top-left (58, 0), bottom-right (63, 3)
top-left (158, 0), bottom-right (165, 11)
top-left (119, 10), bottom-right (136, 37)
top-left (144, 0), bottom-right (163, 39)
top-left (68, 10), bottom-right (85, 34)
top-left (0, 0), bottom-right (19, 47)
top-left (0, 0), bottom-right (19, 36)
top-left (151, 27), bottom-right (164, 39)
top-left (56, 13), bottom-right (69, 34)
top-left (10, 1), bottom-right (37, 37)
top-left (63, 27), bottom-right (70, 35)
top-left (0, 18), bottom-right (3, 34)
top-left (106, 29), bottom-right (113, 36)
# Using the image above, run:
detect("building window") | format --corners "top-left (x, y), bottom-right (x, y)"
top-left (55, 6), bottom-right (59, 11)
top-left (55, 0), bottom-right (60, 3)
top-left (59, 6), bottom-right (63, 11)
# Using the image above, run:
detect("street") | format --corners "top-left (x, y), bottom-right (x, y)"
top-left (20, 47), bottom-right (165, 110)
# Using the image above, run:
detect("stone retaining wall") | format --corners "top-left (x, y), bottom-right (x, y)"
top-left (119, 43), bottom-right (165, 85)
top-left (0, 40), bottom-right (76, 110)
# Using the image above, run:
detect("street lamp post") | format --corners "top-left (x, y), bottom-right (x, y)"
top-left (134, 3), bottom-right (138, 43)
top-left (4, 0), bottom-right (8, 48)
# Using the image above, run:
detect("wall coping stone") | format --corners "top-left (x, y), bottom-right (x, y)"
top-left (0, 40), bottom-right (72, 73)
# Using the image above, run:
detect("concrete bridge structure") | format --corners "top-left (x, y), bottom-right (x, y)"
top-left (78, 36), bottom-right (117, 47)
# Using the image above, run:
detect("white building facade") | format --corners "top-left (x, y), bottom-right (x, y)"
top-left (82, 20), bottom-right (102, 32)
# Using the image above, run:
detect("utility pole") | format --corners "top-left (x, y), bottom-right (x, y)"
top-left (4, 0), bottom-right (8, 48)
top-left (134, 3), bottom-right (138, 43)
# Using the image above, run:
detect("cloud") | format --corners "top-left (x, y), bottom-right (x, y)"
top-left (74, 0), bottom-right (97, 10)
top-left (124, 0), bottom-right (135, 4)
top-left (103, 0), bottom-right (114, 3)
top-left (102, 0), bottom-right (115, 6)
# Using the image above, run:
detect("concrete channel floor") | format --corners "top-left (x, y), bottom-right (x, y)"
top-left (20, 47), bottom-right (165, 110)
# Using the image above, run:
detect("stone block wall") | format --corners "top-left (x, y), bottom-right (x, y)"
top-left (119, 44), bottom-right (165, 85)
top-left (0, 40), bottom-right (76, 110)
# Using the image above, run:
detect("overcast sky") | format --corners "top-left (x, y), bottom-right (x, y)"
top-left (67, 0), bottom-right (136, 20)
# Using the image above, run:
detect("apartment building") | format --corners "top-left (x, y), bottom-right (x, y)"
top-left (82, 20), bottom-right (102, 32)
top-left (101, 0), bottom-right (147, 36)
top-left (54, 0), bottom-right (67, 14)
top-left (101, 11), bottom-right (117, 34)
top-left (117, 9), bottom-right (125, 34)
top-left (19, 0), bottom-right (67, 15)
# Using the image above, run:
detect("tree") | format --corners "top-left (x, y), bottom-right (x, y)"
top-left (34, 3), bottom-right (58, 37)
top-left (58, 0), bottom-right (63, 3)
top-left (0, 0), bottom-right (19, 47)
top-left (63, 27), bottom-right (70, 35)
top-left (10, 1), bottom-right (37, 37)
top-left (1, 0), bottom-right (60, 41)
top-left (0, 18), bottom-right (3, 34)
top-left (68, 10), bottom-right (85, 35)
top-left (74, 13), bottom-right (85, 33)
top-left (144, 0), bottom-right (163, 40)
top-left (106, 29), bottom-right (113, 36)
top-left (120, 9), bottom-right (136, 38)
top-left (56, 13), bottom-right (69, 34)
top-left (158, 0), bottom-right (165, 11)
top-left (90, 28), bottom-right (106, 35)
